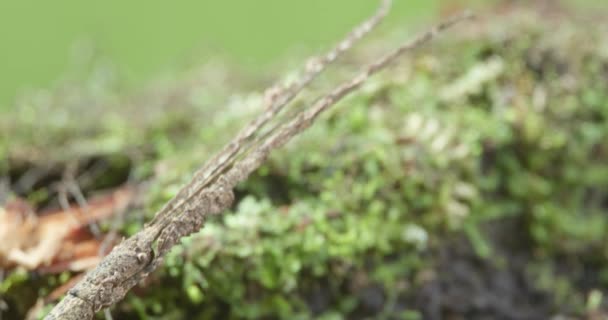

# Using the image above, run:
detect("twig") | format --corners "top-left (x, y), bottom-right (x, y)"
top-left (0, 177), bottom-right (9, 205)
top-left (148, 0), bottom-right (392, 228)
top-left (59, 162), bottom-right (103, 238)
top-left (45, 5), bottom-right (472, 320)
top-left (0, 269), bottom-right (5, 320)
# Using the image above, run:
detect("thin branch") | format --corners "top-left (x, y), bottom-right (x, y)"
top-left (44, 7), bottom-right (472, 320)
top-left (55, 162), bottom-right (104, 238)
top-left (149, 0), bottom-right (392, 228)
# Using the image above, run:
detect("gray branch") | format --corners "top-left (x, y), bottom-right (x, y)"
top-left (45, 2), bottom-right (472, 319)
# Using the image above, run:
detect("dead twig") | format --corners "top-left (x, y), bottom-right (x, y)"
top-left (45, 3), bottom-right (472, 319)
top-left (148, 0), bottom-right (393, 228)
top-left (58, 162), bottom-right (103, 238)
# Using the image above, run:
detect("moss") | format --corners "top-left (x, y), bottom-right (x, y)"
top-left (3, 6), bottom-right (608, 320)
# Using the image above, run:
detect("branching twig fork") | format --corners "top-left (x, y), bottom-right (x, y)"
top-left (146, 8), bottom-right (474, 293)
top-left (45, 5), bottom-right (472, 320)
top-left (149, 0), bottom-right (392, 229)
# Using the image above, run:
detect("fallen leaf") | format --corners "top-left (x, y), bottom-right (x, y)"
top-left (0, 186), bottom-right (134, 270)
top-left (37, 239), bottom-right (106, 274)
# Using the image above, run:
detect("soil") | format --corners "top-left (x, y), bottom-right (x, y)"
top-left (412, 218), bottom-right (557, 320)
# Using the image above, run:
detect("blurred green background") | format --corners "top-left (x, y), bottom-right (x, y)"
top-left (0, 0), bottom-right (599, 108)
top-left (0, 0), bottom-right (451, 108)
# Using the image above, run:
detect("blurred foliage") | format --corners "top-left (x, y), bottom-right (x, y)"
top-left (0, 0), bottom-right (444, 108)
top-left (2, 5), bottom-right (608, 320)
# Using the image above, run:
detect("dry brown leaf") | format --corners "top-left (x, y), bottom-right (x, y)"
top-left (0, 186), bottom-right (133, 270)
top-left (38, 239), bottom-right (106, 274)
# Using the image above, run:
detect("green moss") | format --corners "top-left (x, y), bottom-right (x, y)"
top-left (3, 7), bottom-right (608, 320)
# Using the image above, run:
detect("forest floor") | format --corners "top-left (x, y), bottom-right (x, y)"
top-left (2, 2), bottom-right (608, 319)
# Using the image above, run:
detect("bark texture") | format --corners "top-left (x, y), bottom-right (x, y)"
top-left (45, 2), bottom-right (472, 318)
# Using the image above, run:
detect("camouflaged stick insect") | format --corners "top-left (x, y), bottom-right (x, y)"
top-left (200, 11), bottom-right (477, 189)
top-left (45, 7), bottom-right (473, 320)
top-left (148, 0), bottom-right (393, 230)
top-left (45, 2), bottom-right (393, 319)
top-left (135, 8), bottom-right (475, 311)
top-left (144, 0), bottom-right (393, 284)
top-left (153, 10), bottom-right (475, 266)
